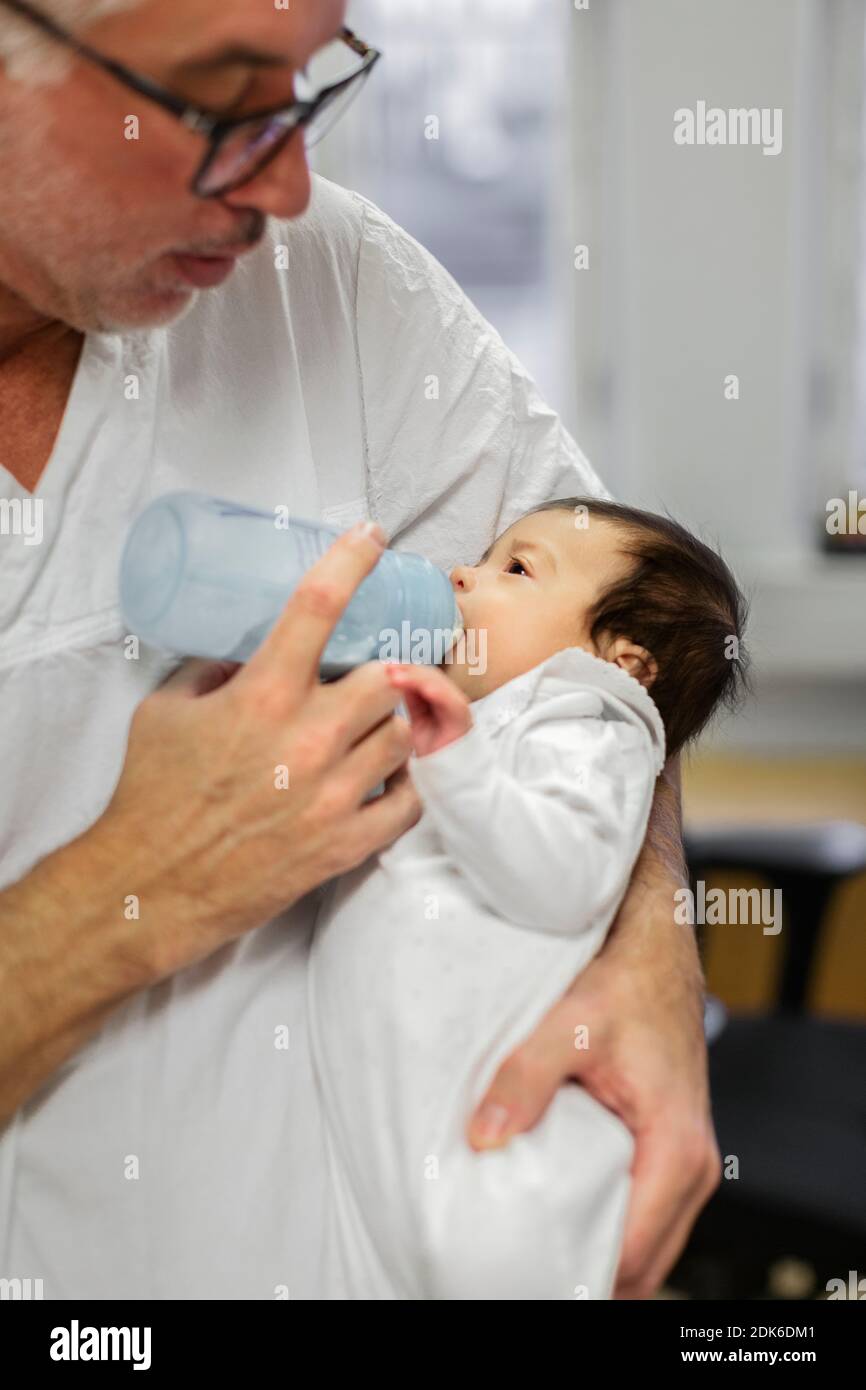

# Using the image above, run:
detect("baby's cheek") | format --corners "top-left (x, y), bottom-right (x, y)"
top-left (440, 660), bottom-right (473, 701)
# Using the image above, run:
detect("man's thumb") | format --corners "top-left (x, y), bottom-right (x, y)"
top-left (467, 1004), bottom-right (595, 1151)
top-left (158, 657), bottom-right (242, 699)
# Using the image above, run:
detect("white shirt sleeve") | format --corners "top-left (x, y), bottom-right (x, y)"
top-left (407, 701), bottom-right (659, 937)
top-left (352, 190), bottom-right (613, 572)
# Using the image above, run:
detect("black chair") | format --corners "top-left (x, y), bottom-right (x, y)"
top-left (669, 821), bottom-right (866, 1301)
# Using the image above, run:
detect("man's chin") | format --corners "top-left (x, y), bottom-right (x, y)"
top-left (92, 282), bottom-right (198, 334)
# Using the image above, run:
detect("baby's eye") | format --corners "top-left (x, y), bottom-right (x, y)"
top-left (506, 557), bottom-right (529, 576)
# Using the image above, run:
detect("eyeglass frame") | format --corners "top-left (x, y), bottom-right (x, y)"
top-left (0, 0), bottom-right (381, 197)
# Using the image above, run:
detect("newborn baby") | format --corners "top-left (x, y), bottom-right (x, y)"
top-left (308, 496), bottom-right (748, 1301)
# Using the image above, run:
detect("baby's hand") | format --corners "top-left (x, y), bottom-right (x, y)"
top-left (383, 663), bottom-right (472, 758)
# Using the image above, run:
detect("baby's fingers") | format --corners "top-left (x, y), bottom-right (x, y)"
top-left (385, 663), bottom-right (468, 720)
top-left (384, 662), bottom-right (471, 754)
top-left (397, 683), bottom-right (435, 734)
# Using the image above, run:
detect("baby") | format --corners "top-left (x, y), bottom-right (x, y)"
top-left (308, 496), bottom-right (748, 1301)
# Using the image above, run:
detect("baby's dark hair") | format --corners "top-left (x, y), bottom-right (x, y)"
top-left (523, 497), bottom-right (751, 757)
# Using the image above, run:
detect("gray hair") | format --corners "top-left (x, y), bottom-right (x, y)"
top-left (0, 1), bottom-right (145, 84)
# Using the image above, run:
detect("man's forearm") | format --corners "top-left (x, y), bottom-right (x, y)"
top-left (632, 752), bottom-right (689, 893)
top-left (0, 822), bottom-right (162, 1126)
top-left (605, 752), bottom-right (703, 998)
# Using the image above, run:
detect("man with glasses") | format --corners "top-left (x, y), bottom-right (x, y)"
top-left (0, 0), bottom-right (718, 1300)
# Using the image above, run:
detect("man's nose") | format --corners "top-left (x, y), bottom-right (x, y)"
top-left (219, 130), bottom-right (312, 220)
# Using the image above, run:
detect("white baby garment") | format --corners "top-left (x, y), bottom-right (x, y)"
top-left (308, 644), bottom-right (667, 1300)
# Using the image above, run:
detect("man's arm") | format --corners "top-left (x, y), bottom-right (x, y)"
top-left (0, 824), bottom-right (165, 1127)
top-left (0, 525), bottom-right (422, 1127)
top-left (468, 753), bottom-right (722, 1299)
top-left (596, 755), bottom-right (721, 1297)
top-left (631, 749), bottom-right (690, 893)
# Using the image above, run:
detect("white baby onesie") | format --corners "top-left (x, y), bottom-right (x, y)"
top-left (308, 645), bottom-right (667, 1301)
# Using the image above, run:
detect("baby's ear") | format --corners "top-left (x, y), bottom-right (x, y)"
top-left (609, 638), bottom-right (658, 690)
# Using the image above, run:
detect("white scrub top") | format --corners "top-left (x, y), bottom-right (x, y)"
top-left (0, 174), bottom-right (608, 1299)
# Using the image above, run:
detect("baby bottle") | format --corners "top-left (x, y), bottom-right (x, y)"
top-left (118, 491), bottom-right (464, 677)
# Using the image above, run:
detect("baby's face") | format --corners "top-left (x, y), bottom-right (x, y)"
top-left (442, 508), bottom-right (634, 700)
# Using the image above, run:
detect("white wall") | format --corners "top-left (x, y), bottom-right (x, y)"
top-left (568, 0), bottom-right (866, 752)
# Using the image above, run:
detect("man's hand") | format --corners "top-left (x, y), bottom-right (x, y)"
top-left (466, 757), bottom-right (721, 1299)
top-left (100, 522), bottom-right (428, 978)
top-left (0, 522), bottom-right (428, 1117)
top-left (97, 520), bottom-right (427, 977)
top-left (1, 519), bottom-right (427, 1121)
top-left (384, 662), bottom-right (472, 757)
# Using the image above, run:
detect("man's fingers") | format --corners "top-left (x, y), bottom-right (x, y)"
top-left (613, 1123), bottom-right (719, 1298)
top-left (627, 1135), bottom-right (719, 1297)
top-left (340, 712), bottom-right (413, 798)
top-left (351, 762), bottom-right (422, 855)
top-left (611, 1126), bottom-right (682, 1298)
top-left (615, 1200), bottom-right (697, 1300)
top-left (241, 521), bottom-right (387, 698)
top-left (466, 998), bottom-right (593, 1150)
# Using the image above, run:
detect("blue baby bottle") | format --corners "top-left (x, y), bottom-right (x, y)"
top-left (118, 491), bottom-right (464, 677)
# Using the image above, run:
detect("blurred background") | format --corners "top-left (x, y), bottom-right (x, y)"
top-left (313, 0), bottom-right (866, 1299)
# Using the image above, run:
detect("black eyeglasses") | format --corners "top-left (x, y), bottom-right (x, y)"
top-left (0, 0), bottom-right (381, 197)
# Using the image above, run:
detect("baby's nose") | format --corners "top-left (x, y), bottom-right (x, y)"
top-left (450, 564), bottom-right (475, 592)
